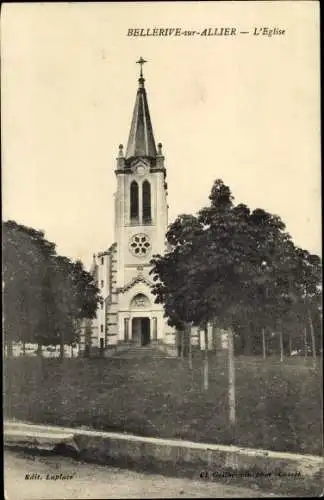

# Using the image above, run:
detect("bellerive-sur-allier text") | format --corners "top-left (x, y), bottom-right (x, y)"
top-left (126, 27), bottom-right (285, 37)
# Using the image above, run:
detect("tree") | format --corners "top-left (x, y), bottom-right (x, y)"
top-left (292, 249), bottom-right (322, 366)
top-left (3, 220), bottom-right (101, 358)
top-left (34, 255), bottom-right (100, 359)
top-left (151, 213), bottom-right (206, 360)
top-left (67, 258), bottom-right (101, 358)
top-left (151, 178), bottom-right (322, 424)
top-left (3, 221), bottom-right (57, 355)
top-left (269, 244), bottom-right (322, 362)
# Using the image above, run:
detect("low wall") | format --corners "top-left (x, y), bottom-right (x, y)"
top-left (72, 430), bottom-right (323, 479)
top-left (4, 421), bottom-right (323, 495)
top-left (103, 343), bottom-right (134, 358)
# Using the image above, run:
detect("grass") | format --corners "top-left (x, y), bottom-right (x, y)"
top-left (4, 352), bottom-right (322, 456)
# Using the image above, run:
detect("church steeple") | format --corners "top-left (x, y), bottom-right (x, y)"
top-left (125, 58), bottom-right (157, 160)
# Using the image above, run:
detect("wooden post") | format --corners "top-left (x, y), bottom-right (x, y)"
top-left (6, 340), bottom-right (13, 358)
top-left (188, 323), bottom-right (192, 369)
top-left (176, 330), bottom-right (181, 357)
top-left (59, 321), bottom-right (65, 361)
top-left (180, 330), bottom-right (184, 360)
top-left (60, 340), bottom-right (64, 361)
top-left (304, 326), bottom-right (308, 359)
top-left (262, 328), bottom-right (266, 360)
top-left (288, 335), bottom-right (292, 356)
top-left (228, 328), bottom-right (236, 425)
top-left (307, 309), bottom-right (317, 369)
top-left (212, 319), bottom-right (217, 353)
top-left (279, 331), bottom-right (284, 362)
top-left (203, 324), bottom-right (209, 391)
top-left (278, 323), bottom-right (284, 363)
top-left (84, 320), bottom-right (92, 358)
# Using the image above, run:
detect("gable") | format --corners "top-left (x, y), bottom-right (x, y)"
top-left (117, 274), bottom-right (153, 294)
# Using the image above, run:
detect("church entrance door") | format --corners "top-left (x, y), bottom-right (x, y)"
top-left (132, 317), bottom-right (150, 346)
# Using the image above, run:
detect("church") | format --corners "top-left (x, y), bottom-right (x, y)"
top-left (80, 59), bottom-right (177, 354)
top-left (80, 59), bottom-right (227, 356)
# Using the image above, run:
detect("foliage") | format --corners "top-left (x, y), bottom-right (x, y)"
top-left (3, 220), bottom-right (100, 354)
top-left (150, 179), bottom-right (322, 355)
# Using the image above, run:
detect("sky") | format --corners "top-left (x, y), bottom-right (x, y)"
top-left (1, 2), bottom-right (321, 269)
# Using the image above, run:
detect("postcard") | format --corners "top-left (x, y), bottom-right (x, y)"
top-left (2, 2), bottom-right (321, 498)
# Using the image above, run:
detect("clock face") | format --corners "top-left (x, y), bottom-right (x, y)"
top-left (129, 233), bottom-right (151, 258)
top-left (136, 165), bottom-right (145, 176)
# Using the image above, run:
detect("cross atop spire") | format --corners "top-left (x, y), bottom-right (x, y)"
top-left (136, 57), bottom-right (147, 78)
top-left (125, 58), bottom-right (157, 159)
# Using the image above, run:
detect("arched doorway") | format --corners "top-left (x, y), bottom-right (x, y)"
top-left (130, 294), bottom-right (151, 345)
top-left (132, 317), bottom-right (150, 346)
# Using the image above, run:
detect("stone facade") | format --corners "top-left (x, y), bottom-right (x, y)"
top-left (79, 67), bottom-right (227, 355)
top-left (80, 70), bottom-right (175, 353)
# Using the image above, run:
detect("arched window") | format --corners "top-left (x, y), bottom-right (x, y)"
top-left (142, 180), bottom-right (151, 224)
top-left (130, 181), bottom-right (139, 222)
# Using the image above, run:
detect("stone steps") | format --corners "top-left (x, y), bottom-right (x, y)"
top-left (112, 346), bottom-right (175, 359)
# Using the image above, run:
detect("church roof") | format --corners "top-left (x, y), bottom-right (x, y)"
top-left (125, 74), bottom-right (157, 159)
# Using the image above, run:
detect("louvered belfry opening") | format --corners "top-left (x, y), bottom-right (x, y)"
top-left (130, 181), bottom-right (139, 223)
top-left (142, 180), bottom-right (151, 224)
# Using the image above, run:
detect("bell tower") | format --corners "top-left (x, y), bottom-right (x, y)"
top-left (81, 59), bottom-right (175, 353)
top-left (114, 59), bottom-right (168, 291)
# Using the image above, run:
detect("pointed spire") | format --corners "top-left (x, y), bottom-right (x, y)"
top-left (125, 58), bottom-right (157, 159)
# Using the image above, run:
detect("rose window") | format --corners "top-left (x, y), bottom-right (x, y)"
top-left (129, 233), bottom-right (151, 257)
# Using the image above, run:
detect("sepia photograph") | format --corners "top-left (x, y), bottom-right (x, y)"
top-left (2, 1), bottom-right (322, 498)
